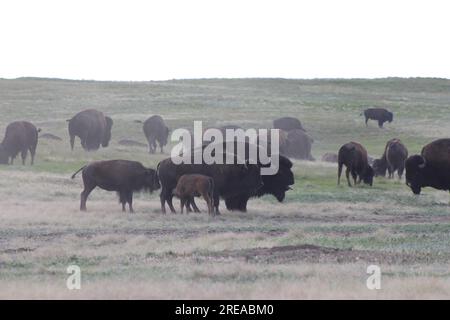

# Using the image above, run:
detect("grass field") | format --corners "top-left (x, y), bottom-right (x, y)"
top-left (1, 77), bottom-right (450, 299)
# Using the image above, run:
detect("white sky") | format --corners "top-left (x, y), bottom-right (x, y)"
top-left (0, 0), bottom-right (449, 81)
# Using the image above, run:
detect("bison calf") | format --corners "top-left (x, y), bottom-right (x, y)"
top-left (338, 142), bottom-right (374, 187)
top-left (71, 160), bottom-right (160, 212)
top-left (174, 174), bottom-right (215, 215)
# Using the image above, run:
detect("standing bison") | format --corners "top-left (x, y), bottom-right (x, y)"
top-left (71, 160), bottom-right (160, 212)
top-left (405, 139), bottom-right (450, 195)
top-left (0, 121), bottom-right (40, 165)
top-left (157, 153), bottom-right (263, 215)
top-left (142, 115), bottom-right (169, 154)
top-left (184, 141), bottom-right (295, 212)
top-left (285, 129), bottom-right (315, 160)
top-left (362, 108), bottom-right (393, 128)
top-left (273, 117), bottom-right (305, 132)
top-left (338, 142), bottom-right (374, 187)
top-left (67, 109), bottom-right (113, 151)
top-left (373, 139), bottom-right (408, 179)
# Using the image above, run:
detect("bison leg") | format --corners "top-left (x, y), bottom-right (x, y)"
top-left (345, 168), bottom-right (352, 187)
top-left (378, 120), bottom-right (384, 128)
top-left (80, 184), bottom-right (96, 211)
top-left (365, 117), bottom-right (369, 126)
top-left (160, 187), bottom-right (176, 213)
top-left (127, 192), bottom-right (134, 213)
top-left (21, 149), bottom-right (28, 165)
top-left (202, 192), bottom-right (212, 215)
top-left (180, 198), bottom-right (188, 214)
top-left (189, 198), bottom-right (201, 213)
top-left (29, 145), bottom-right (37, 166)
top-left (398, 166), bottom-right (404, 180)
top-left (337, 163), bottom-right (343, 185)
top-left (212, 193), bottom-right (220, 216)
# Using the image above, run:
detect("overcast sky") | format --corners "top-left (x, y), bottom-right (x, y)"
top-left (0, 0), bottom-right (449, 81)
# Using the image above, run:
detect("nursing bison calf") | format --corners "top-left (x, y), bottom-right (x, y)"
top-left (0, 121), bottom-right (40, 165)
top-left (362, 108), bottom-right (393, 128)
top-left (174, 174), bottom-right (215, 215)
top-left (405, 139), bottom-right (450, 195)
top-left (373, 139), bottom-right (408, 179)
top-left (71, 160), bottom-right (160, 212)
top-left (338, 142), bottom-right (374, 187)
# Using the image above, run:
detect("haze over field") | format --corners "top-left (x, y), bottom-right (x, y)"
top-left (1, 77), bottom-right (450, 298)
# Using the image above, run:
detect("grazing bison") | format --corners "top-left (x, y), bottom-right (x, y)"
top-left (273, 117), bottom-right (305, 132)
top-left (405, 139), bottom-right (450, 195)
top-left (71, 160), bottom-right (160, 212)
top-left (362, 108), bottom-right (393, 128)
top-left (285, 129), bottom-right (315, 160)
top-left (0, 121), bottom-right (40, 165)
top-left (186, 141), bottom-right (294, 212)
top-left (321, 153), bottom-right (338, 163)
top-left (67, 109), bottom-right (113, 151)
top-left (174, 174), bottom-right (215, 214)
top-left (142, 115), bottom-right (169, 154)
top-left (338, 142), bottom-right (374, 187)
top-left (373, 139), bottom-right (408, 179)
top-left (157, 153), bottom-right (263, 215)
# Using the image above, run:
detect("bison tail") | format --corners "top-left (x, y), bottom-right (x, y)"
top-left (71, 166), bottom-right (86, 179)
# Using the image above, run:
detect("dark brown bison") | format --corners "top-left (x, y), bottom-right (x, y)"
top-left (0, 121), bottom-right (40, 165)
top-left (321, 153), bottom-right (338, 163)
top-left (285, 129), bottom-right (314, 160)
top-left (273, 117), bottom-right (305, 132)
top-left (174, 174), bottom-right (215, 214)
top-left (71, 160), bottom-right (160, 212)
top-left (157, 153), bottom-right (263, 215)
top-left (186, 141), bottom-right (294, 212)
top-left (405, 139), bottom-right (450, 195)
top-left (338, 142), bottom-right (374, 187)
top-left (142, 115), bottom-right (169, 154)
top-left (373, 139), bottom-right (408, 179)
top-left (362, 108), bottom-right (393, 128)
top-left (67, 109), bottom-right (113, 151)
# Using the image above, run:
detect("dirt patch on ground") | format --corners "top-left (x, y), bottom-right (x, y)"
top-left (210, 244), bottom-right (440, 265)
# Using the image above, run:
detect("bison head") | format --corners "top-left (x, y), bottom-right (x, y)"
top-left (387, 112), bottom-right (394, 123)
top-left (0, 144), bottom-right (8, 164)
top-left (257, 156), bottom-right (294, 202)
top-left (144, 169), bottom-right (161, 192)
top-left (405, 155), bottom-right (426, 194)
top-left (372, 159), bottom-right (387, 177)
top-left (102, 116), bottom-right (114, 147)
top-left (362, 165), bottom-right (374, 186)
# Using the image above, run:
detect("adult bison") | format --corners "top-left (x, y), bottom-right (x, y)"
top-left (0, 121), bottom-right (40, 165)
top-left (67, 109), bottom-right (113, 151)
top-left (362, 108), bottom-right (393, 128)
top-left (405, 139), bottom-right (450, 195)
top-left (157, 153), bottom-right (263, 215)
top-left (284, 129), bottom-right (315, 160)
top-left (373, 139), bottom-right (408, 179)
top-left (338, 142), bottom-right (374, 187)
top-left (273, 117), bottom-right (305, 132)
top-left (142, 115), bottom-right (169, 154)
top-left (185, 141), bottom-right (295, 212)
top-left (71, 160), bottom-right (160, 212)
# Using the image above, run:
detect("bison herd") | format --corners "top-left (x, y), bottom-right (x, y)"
top-left (1, 105), bottom-right (450, 215)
